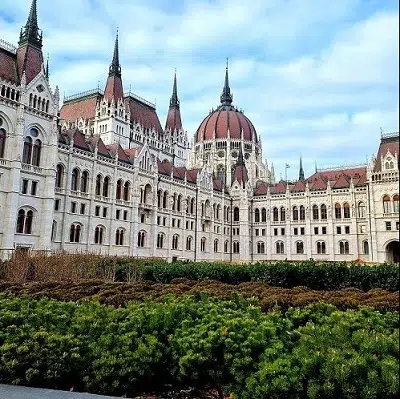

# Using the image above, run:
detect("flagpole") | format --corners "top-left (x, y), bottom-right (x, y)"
top-left (285, 163), bottom-right (287, 182)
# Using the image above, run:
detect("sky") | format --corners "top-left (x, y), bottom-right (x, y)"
top-left (0, 0), bottom-right (398, 179)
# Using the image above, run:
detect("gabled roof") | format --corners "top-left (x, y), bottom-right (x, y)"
top-left (271, 180), bottom-right (287, 194)
top-left (332, 173), bottom-right (350, 189)
top-left (106, 143), bottom-right (132, 164)
top-left (60, 93), bottom-right (101, 122)
top-left (290, 179), bottom-right (306, 192)
top-left (127, 95), bottom-right (163, 134)
top-left (307, 166), bottom-right (367, 189)
top-left (254, 182), bottom-right (269, 195)
top-left (373, 134), bottom-right (399, 172)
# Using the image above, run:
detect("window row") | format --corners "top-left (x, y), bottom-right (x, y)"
top-left (67, 224), bottom-right (125, 245)
top-left (382, 194), bottom-right (399, 213)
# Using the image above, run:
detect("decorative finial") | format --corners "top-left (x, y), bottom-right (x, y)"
top-left (169, 69), bottom-right (179, 108)
top-left (109, 29), bottom-right (121, 77)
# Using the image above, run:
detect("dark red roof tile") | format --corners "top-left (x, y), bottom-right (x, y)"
top-left (0, 49), bottom-right (18, 83)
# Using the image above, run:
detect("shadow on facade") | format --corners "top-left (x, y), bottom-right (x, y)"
top-left (386, 240), bottom-right (400, 263)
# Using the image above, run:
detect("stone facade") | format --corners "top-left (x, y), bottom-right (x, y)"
top-left (0, 1), bottom-right (399, 263)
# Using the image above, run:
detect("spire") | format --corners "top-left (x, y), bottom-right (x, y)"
top-left (220, 58), bottom-right (233, 106)
top-left (165, 70), bottom-right (183, 132)
top-left (19, 0), bottom-right (42, 49)
top-left (109, 30), bottom-right (121, 77)
top-left (169, 69), bottom-right (179, 108)
top-left (299, 156), bottom-right (305, 180)
top-left (104, 30), bottom-right (124, 101)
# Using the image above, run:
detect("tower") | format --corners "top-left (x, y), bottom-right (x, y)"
top-left (299, 156), bottom-right (305, 180)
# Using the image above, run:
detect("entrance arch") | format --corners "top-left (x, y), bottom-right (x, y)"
top-left (386, 240), bottom-right (400, 263)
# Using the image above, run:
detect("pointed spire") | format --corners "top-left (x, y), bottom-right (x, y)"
top-left (299, 156), bottom-right (305, 180)
top-left (19, 0), bottom-right (42, 49)
top-left (315, 160), bottom-right (318, 173)
top-left (220, 58), bottom-right (233, 106)
top-left (169, 69), bottom-right (179, 108)
top-left (109, 29), bottom-right (121, 77)
top-left (104, 30), bottom-right (124, 101)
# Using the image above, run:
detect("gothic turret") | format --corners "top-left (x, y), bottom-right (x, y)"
top-left (220, 59), bottom-right (233, 106)
top-left (165, 70), bottom-right (183, 132)
top-left (299, 156), bottom-right (305, 180)
top-left (16, 0), bottom-right (44, 84)
top-left (232, 147), bottom-right (249, 188)
top-left (104, 31), bottom-right (124, 101)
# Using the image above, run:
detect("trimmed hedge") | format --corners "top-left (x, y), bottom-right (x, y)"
top-left (0, 296), bottom-right (398, 398)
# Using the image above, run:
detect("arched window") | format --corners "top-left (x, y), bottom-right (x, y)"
top-left (186, 236), bottom-right (192, 251)
top-left (94, 225), bottom-right (105, 244)
top-left (172, 193), bottom-right (177, 211)
top-left (163, 191), bottom-right (168, 209)
top-left (190, 198), bottom-right (195, 214)
top-left (257, 241), bottom-right (265, 254)
top-left (261, 208), bottom-right (267, 222)
top-left (115, 228), bottom-right (125, 246)
top-left (103, 176), bottom-right (110, 197)
top-left (0, 127), bottom-right (6, 158)
top-left (335, 203), bottom-right (342, 219)
top-left (296, 241), bottom-right (304, 254)
top-left (320, 204), bottom-right (327, 220)
top-left (51, 220), bottom-right (57, 242)
top-left (157, 190), bottom-right (163, 208)
top-left (32, 139), bottom-right (41, 166)
top-left (69, 224), bottom-right (81, 243)
top-left (216, 205), bottom-right (221, 220)
top-left (95, 174), bottom-right (102, 196)
top-left (224, 240), bottom-right (229, 253)
top-left (71, 168), bottom-right (79, 191)
top-left (393, 194), bottom-right (399, 213)
top-left (339, 241), bottom-right (349, 255)
top-left (116, 179), bottom-right (123, 200)
top-left (22, 136), bottom-right (32, 164)
top-left (254, 208), bottom-right (260, 223)
top-left (201, 237), bottom-right (206, 252)
top-left (123, 182), bottom-right (130, 201)
top-left (358, 202), bottom-right (366, 218)
top-left (276, 241), bottom-right (284, 254)
top-left (55, 164), bottom-right (64, 188)
top-left (214, 239), bottom-right (219, 253)
top-left (157, 233), bottom-right (164, 249)
top-left (16, 209), bottom-right (33, 234)
top-left (233, 241), bottom-right (240, 253)
top-left (292, 206), bottom-right (298, 221)
top-left (343, 202), bottom-right (350, 219)
top-left (273, 207), bottom-right (278, 222)
top-left (299, 205), bottom-right (305, 221)
top-left (172, 234), bottom-right (179, 250)
top-left (312, 205), bottom-right (319, 220)
top-left (80, 171), bottom-right (89, 193)
top-left (233, 207), bottom-right (240, 222)
top-left (143, 184), bottom-right (151, 204)
top-left (383, 195), bottom-right (391, 213)
top-left (280, 207), bottom-right (286, 221)
top-left (177, 195), bottom-right (182, 212)
top-left (317, 241), bottom-right (326, 254)
top-left (138, 230), bottom-right (146, 248)
top-left (363, 240), bottom-right (369, 255)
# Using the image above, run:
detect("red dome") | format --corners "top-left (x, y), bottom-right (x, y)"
top-left (195, 105), bottom-right (258, 143)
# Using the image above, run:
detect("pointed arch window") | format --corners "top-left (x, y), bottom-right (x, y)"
top-left (16, 209), bottom-right (34, 234)
top-left (339, 240), bottom-right (349, 254)
top-left (261, 208), bottom-right (267, 222)
top-left (32, 139), bottom-right (41, 166)
top-left (358, 202), bottom-right (366, 218)
top-left (276, 241), bottom-right (284, 254)
top-left (320, 204), bottom-right (327, 220)
top-left (22, 136), bottom-right (33, 164)
top-left (94, 225), bottom-right (105, 244)
top-left (103, 176), bottom-right (110, 197)
top-left (363, 240), bottom-right (369, 255)
top-left (257, 241), bottom-right (265, 254)
top-left (55, 164), bottom-right (64, 188)
top-left (292, 206), bottom-right (298, 221)
top-left (214, 239), bottom-right (219, 253)
top-left (343, 202), bottom-right (350, 219)
top-left (172, 234), bottom-right (179, 250)
top-left (393, 194), bottom-right (399, 213)
top-left (138, 230), bottom-right (146, 248)
top-left (233, 207), bottom-right (240, 222)
top-left (69, 224), bottom-right (81, 243)
top-left (273, 207), bottom-right (279, 222)
top-left (115, 228), bottom-right (125, 246)
top-left (317, 241), bottom-right (326, 254)
top-left (0, 127), bottom-right (6, 158)
top-left (335, 203), bottom-right (342, 219)
top-left (186, 236), bottom-right (192, 251)
top-left (95, 175), bottom-right (102, 196)
top-left (312, 205), bottom-right (319, 220)
top-left (233, 241), bottom-right (240, 254)
top-left (123, 182), bottom-right (130, 201)
top-left (116, 179), bottom-right (123, 200)
top-left (157, 233), bottom-right (165, 249)
top-left (81, 171), bottom-right (89, 193)
top-left (383, 195), bottom-right (391, 213)
top-left (296, 241), bottom-right (304, 254)
top-left (71, 168), bottom-right (79, 191)
top-left (299, 205), bottom-right (305, 221)
top-left (280, 207), bottom-right (286, 221)
top-left (224, 240), bottom-right (229, 253)
top-left (201, 237), bottom-right (206, 252)
top-left (254, 208), bottom-right (260, 223)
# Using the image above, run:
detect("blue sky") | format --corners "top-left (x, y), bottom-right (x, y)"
top-left (1, 0), bottom-right (398, 179)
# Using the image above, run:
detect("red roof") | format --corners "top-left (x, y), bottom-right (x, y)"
top-left (127, 96), bottom-right (163, 134)
top-left (106, 144), bottom-right (132, 164)
top-left (271, 180), bottom-right (287, 194)
top-left (291, 179), bottom-right (306, 192)
top-left (104, 75), bottom-right (124, 101)
top-left (196, 105), bottom-right (257, 143)
top-left (232, 164), bottom-right (248, 187)
top-left (0, 48), bottom-right (18, 83)
top-left (60, 94), bottom-right (101, 122)
top-left (254, 182), bottom-right (269, 195)
top-left (373, 136), bottom-right (399, 172)
top-left (16, 44), bottom-right (43, 85)
top-left (165, 106), bottom-right (182, 132)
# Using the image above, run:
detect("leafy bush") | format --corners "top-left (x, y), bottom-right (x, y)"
top-left (0, 296), bottom-right (398, 398)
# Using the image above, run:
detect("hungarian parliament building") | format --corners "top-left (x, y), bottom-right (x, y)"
top-left (0, 1), bottom-right (399, 263)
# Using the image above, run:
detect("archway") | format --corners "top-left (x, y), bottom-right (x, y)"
top-left (386, 241), bottom-right (400, 263)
